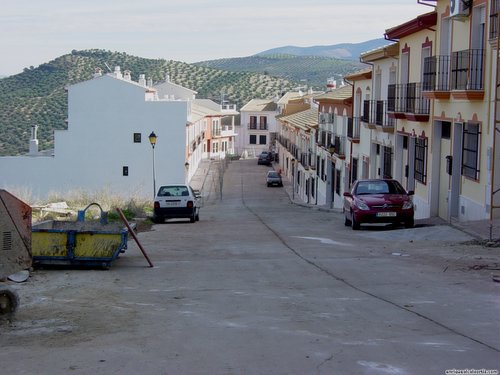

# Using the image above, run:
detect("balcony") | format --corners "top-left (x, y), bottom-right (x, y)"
top-left (422, 55), bottom-right (451, 99)
top-left (422, 49), bottom-right (485, 100)
top-left (387, 83), bottom-right (430, 122)
top-left (362, 100), bottom-right (395, 131)
top-left (331, 135), bottom-right (346, 159)
top-left (347, 117), bottom-right (361, 142)
top-left (248, 123), bottom-right (268, 130)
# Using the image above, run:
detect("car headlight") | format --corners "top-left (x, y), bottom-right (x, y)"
top-left (402, 201), bottom-right (413, 210)
top-left (355, 200), bottom-right (370, 211)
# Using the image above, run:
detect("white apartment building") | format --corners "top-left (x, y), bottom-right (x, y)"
top-left (238, 99), bottom-right (279, 157)
top-left (0, 67), bottom-right (223, 201)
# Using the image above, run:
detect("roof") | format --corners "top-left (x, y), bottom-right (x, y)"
top-left (191, 100), bottom-right (223, 122)
top-left (344, 68), bottom-right (372, 81)
top-left (360, 42), bottom-right (399, 62)
top-left (240, 99), bottom-right (278, 112)
top-left (314, 85), bottom-right (352, 102)
top-left (277, 108), bottom-right (318, 131)
top-left (385, 11), bottom-right (437, 40)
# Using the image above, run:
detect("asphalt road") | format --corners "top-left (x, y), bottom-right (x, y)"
top-left (1, 159), bottom-right (499, 375)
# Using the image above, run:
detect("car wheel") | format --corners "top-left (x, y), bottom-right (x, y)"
top-left (190, 213), bottom-right (196, 223)
top-left (267, 183), bottom-right (271, 187)
top-left (404, 218), bottom-right (414, 228)
top-left (152, 215), bottom-right (164, 224)
top-left (351, 213), bottom-right (360, 230)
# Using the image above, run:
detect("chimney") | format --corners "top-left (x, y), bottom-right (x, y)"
top-left (123, 70), bottom-right (131, 81)
top-left (139, 74), bottom-right (146, 86)
top-left (29, 124), bottom-right (39, 155)
top-left (114, 66), bottom-right (122, 79)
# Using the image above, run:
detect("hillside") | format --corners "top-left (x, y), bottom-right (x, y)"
top-left (256, 39), bottom-right (389, 60)
top-left (194, 54), bottom-right (364, 88)
top-left (0, 50), bottom-right (295, 156)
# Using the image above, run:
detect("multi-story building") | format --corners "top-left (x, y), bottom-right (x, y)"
top-left (359, 44), bottom-right (399, 186)
top-left (238, 99), bottom-right (279, 157)
top-left (314, 85), bottom-right (353, 209)
top-left (415, 0), bottom-right (497, 222)
top-left (0, 67), bottom-right (233, 200)
top-left (383, 10), bottom-right (437, 219)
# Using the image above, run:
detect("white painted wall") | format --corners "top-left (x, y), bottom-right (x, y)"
top-left (0, 73), bottom-right (189, 201)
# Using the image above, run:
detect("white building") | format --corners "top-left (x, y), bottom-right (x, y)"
top-left (0, 67), bottom-right (212, 201)
top-left (238, 99), bottom-right (279, 157)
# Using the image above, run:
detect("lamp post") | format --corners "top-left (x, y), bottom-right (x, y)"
top-left (149, 131), bottom-right (157, 199)
top-left (291, 158), bottom-right (296, 201)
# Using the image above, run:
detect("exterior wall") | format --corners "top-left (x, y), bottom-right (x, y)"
top-left (395, 29), bottom-right (435, 219)
top-left (239, 106), bottom-right (278, 158)
top-left (0, 74), bottom-right (190, 201)
top-left (428, 0), bottom-right (493, 221)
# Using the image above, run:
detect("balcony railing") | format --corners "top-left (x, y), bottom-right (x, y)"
top-left (332, 135), bottom-right (346, 157)
top-left (362, 100), bottom-right (396, 128)
top-left (248, 123), bottom-right (268, 130)
top-left (451, 49), bottom-right (484, 91)
top-left (347, 117), bottom-right (361, 140)
top-left (490, 0), bottom-right (499, 40)
top-left (388, 83), bottom-right (430, 117)
top-left (423, 55), bottom-right (450, 92)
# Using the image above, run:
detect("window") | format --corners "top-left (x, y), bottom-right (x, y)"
top-left (335, 169), bottom-right (341, 195)
top-left (259, 135), bottom-right (267, 145)
top-left (351, 158), bottom-right (358, 185)
top-left (442, 122), bottom-right (451, 139)
top-left (133, 133), bottom-right (141, 143)
top-left (414, 137), bottom-right (428, 184)
top-left (383, 146), bottom-right (393, 179)
top-left (462, 122), bottom-right (480, 180)
top-left (123, 166), bottom-right (129, 176)
top-left (250, 116), bottom-right (257, 129)
top-left (249, 135), bottom-right (257, 144)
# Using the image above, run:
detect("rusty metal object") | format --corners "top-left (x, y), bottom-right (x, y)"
top-left (0, 190), bottom-right (32, 315)
top-left (0, 190), bottom-right (32, 279)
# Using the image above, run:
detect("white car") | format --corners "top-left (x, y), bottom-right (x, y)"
top-left (153, 184), bottom-right (200, 223)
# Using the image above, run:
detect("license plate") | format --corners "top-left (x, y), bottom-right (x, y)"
top-left (377, 212), bottom-right (397, 217)
top-left (164, 201), bottom-right (179, 207)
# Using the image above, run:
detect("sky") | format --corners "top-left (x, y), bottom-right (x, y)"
top-left (0, 0), bottom-right (432, 76)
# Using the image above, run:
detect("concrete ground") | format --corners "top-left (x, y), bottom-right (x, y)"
top-left (0, 159), bottom-right (499, 375)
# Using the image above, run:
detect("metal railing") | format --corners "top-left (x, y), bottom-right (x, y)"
top-left (347, 117), bottom-right (361, 140)
top-left (388, 83), bottom-right (430, 115)
top-left (450, 49), bottom-right (484, 91)
top-left (363, 100), bottom-right (396, 127)
top-left (423, 55), bottom-right (450, 91)
top-left (248, 123), bottom-right (268, 130)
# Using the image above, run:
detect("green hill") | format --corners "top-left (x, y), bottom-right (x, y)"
top-left (0, 49), bottom-right (296, 156)
top-left (194, 54), bottom-right (364, 88)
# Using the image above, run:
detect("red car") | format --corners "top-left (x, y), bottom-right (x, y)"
top-left (343, 179), bottom-right (414, 230)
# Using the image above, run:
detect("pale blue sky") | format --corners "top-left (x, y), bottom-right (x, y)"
top-left (0, 0), bottom-right (431, 76)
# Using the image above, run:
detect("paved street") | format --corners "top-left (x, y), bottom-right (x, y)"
top-left (1, 159), bottom-right (499, 375)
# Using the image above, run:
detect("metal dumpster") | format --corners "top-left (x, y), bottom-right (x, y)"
top-left (32, 210), bottom-right (128, 269)
top-left (0, 189), bottom-right (32, 314)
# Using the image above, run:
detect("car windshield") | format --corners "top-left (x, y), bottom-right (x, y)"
top-left (355, 180), bottom-right (406, 195)
top-left (268, 172), bottom-right (279, 178)
top-left (157, 185), bottom-right (190, 197)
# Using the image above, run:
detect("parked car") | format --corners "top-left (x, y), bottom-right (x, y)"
top-left (266, 170), bottom-right (283, 187)
top-left (257, 152), bottom-right (272, 165)
top-left (153, 184), bottom-right (200, 223)
top-left (343, 179), bottom-right (414, 230)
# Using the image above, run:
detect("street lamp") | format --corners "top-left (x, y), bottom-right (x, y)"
top-left (149, 131), bottom-right (157, 199)
top-left (291, 158), bottom-right (296, 201)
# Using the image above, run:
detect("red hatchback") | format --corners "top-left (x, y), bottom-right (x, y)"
top-left (343, 179), bottom-right (414, 230)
